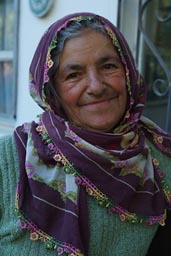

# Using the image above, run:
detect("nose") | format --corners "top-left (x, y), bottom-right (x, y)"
top-left (86, 69), bottom-right (105, 95)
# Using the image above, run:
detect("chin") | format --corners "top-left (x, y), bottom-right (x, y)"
top-left (92, 119), bottom-right (119, 131)
top-left (74, 115), bottom-right (121, 132)
top-left (84, 122), bottom-right (116, 133)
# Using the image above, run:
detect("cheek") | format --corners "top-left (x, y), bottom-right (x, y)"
top-left (110, 75), bottom-right (128, 110)
top-left (58, 88), bottom-right (79, 112)
top-left (108, 75), bottom-right (127, 94)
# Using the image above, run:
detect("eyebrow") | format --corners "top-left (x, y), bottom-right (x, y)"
top-left (61, 55), bottom-right (121, 73)
top-left (62, 64), bottom-right (83, 73)
top-left (96, 55), bottom-right (121, 66)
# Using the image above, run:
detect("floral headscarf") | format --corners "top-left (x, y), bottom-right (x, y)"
top-left (14, 13), bottom-right (171, 256)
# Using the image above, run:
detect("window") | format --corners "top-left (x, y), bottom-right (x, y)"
top-left (118, 0), bottom-right (171, 132)
top-left (0, 0), bottom-right (19, 120)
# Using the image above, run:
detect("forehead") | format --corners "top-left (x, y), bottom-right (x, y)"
top-left (58, 30), bottom-right (120, 66)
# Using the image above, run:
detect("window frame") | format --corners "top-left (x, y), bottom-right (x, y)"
top-left (117, 0), bottom-right (171, 132)
top-left (0, 0), bottom-right (19, 134)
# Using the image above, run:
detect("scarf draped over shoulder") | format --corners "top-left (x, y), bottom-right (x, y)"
top-left (14, 12), bottom-right (171, 256)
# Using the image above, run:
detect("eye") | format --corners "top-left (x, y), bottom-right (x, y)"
top-left (101, 63), bottom-right (118, 75)
top-left (103, 63), bottom-right (117, 70)
top-left (66, 72), bottom-right (80, 80)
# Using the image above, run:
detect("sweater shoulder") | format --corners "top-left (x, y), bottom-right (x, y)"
top-left (0, 134), bottom-right (19, 192)
top-left (148, 140), bottom-right (171, 187)
top-left (0, 134), bottom-right (19, 169)
top-left (0, 134), bottom-right (17, 155)
top-left (148, 140), bottom-right (171, 170)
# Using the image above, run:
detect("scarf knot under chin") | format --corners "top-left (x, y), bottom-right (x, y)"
top-left (14, 110), bottom-right (171, 255)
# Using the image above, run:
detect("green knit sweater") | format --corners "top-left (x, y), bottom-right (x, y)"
top-left (0, 135), bottom-right (171, 256)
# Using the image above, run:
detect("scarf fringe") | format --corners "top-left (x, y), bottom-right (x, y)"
top-left (15, 208), bottom-right (84, 256)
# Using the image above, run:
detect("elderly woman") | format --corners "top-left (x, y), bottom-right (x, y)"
top-left (0, 12), bottom-right (171, 256)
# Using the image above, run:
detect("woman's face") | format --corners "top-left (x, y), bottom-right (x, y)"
top-left (55, 30), bottom-right (127, 132)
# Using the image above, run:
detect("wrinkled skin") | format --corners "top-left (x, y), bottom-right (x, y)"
top-left (55, 30), bottom-right (127, 132)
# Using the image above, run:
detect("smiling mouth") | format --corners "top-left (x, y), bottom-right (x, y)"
top-left (82, 96), bottom-right (118, 107)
